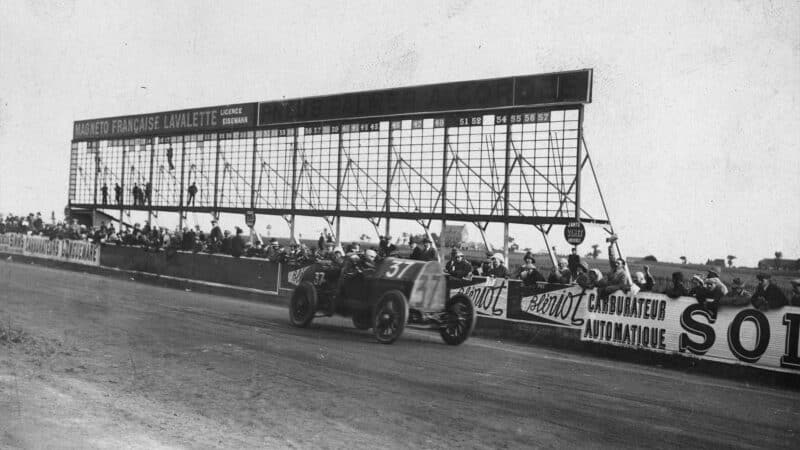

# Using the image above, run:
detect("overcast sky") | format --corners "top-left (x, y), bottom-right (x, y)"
top-left (1, 0), bottom-right (798, 266)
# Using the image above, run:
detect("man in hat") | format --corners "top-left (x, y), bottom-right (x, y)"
top-left (408, 240), bottom-right (422, 260)
top-left (101, 183), bottom-right (109, 205)
top-left (266, 238), bottom-right (284, 261)
top-left (420, 238), bottom-right (438, 262)
top-left (230, 227), bottom-right (245, 258)
top-left (722, 277), bottom-right (752, 306)
top-left (751, 273), bottom-right (788, 311)
top-left (209, 220), bottom-right (223, 251)
top-left (664, 272), bottom-right (689, 299)
top-left (445, 250), bottom-right (473, 280)
top-left (568, 247), bottom-right (581, 279)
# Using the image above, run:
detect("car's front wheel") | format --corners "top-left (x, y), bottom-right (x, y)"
top-left (373, 290), bottom-right (408, 344)
top-left (439, 294), bottom-right (477, 345)
top-left (289, 281), bottom-right (317, 328)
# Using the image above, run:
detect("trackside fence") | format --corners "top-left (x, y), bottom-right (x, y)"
top-left (0, 233), bottom-right (100, 266)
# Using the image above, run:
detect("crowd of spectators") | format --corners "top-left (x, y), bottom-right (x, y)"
top-left (3, 213), bottom-right (798, 310)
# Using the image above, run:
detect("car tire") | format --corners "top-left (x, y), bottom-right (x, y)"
top-left (289, 281), bottom-right (317, 328)
top-left (372, 290), bottom-right (408, 344)
top-left (352, 311), bottom-right (372, 330)
top-left (439, 294), bottom-right (477, 345)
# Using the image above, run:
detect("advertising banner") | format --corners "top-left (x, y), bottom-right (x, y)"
top-left (449, 277), bottom-right (510, 319)
top-left (73, 103), bottom-right (258, 140)
top-left (581, 291), bottom-right (800, 374)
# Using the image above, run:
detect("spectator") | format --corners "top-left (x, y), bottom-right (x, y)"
top-left (101, 183), bottom-right (109, 205)
top-left (187, 182), bottom-right (198, 206)
top-left (704, 270), bottom-right (729, 301)
top-left (577, 268), bottom-right (603, 290)
top-left (420, 238), bottom-right (438, 262)
top-left (516, 252), bottom-right (545, 287)
top-left (145, 182), bottom-right (152, 205)
top-left (231, 227), bottom-right (245, 258)
top-left (664, 272), bottom-right (689, 299)
top-left (485, 253), bottom-right (509, 278)
top-left (132, 184), bottom-right (141, 206)
top-left (721, 277), bottom-right (752, 307)
top-left (791, 279), bottom-right (800, 306)
top-left (166, 145), bottom-right (175, 171)
top-left (114, 183), bottom-right (123, 205)
top-left (567, 247), bottom-right (581, 279)
top-left (408, 241), bottom-right (422, 260)
top-left (548, 258), bottom-right (572, 284)
top-left (318, 232), bottom-right (325, 252)
top-left (632, 266), bottom-right (654, 292)
top-left (751, 273), bottom-right (788, 311)
top-left (445, 250), bottom-right (473, 279)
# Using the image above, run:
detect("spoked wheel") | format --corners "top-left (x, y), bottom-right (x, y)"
top-left (373, 290), bottom-right (409, 344)
top-left (289, 281), bottom-right (318, 328)
top-left (352, 311), bottom-right (372, 330)
top-left (439, 294), bottom-right (477, 345)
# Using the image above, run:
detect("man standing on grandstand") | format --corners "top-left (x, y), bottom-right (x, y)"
top-left (145, 182), bottom-right (153, 205)
top-left (166, 145), bottom-right (175, 171)
top-left (101, 183), bottom-right (109, 205)
top-left (132, 184), bottom-right (142, 206)
top-left (114, 183), bottom-right (123, 205)
top-left (187, 182), bottom-right (198, 207)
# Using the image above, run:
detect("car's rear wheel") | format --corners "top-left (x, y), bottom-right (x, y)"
top-left (439, 294), bottom-right (476, 345)
top-left (352, 311), bottom-right (372, 330)
top-left (289, 281), bottom-right (317, 328)
top-left (373, 290), bottom-right (408, 344)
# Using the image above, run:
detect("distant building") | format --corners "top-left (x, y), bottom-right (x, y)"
top-left (440, 225), bottom-right (469, 248)
top-left (757, 258), bottom-right (800, 271)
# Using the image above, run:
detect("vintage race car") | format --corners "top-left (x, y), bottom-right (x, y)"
top-left (288, 257), bottom-right (477, 345)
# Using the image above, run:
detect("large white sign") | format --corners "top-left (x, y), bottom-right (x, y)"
top-left (581, 291), bottom-right (800, 374)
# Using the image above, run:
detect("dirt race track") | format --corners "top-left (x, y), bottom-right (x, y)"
top-left (0, 260), bottom-right (797, 449)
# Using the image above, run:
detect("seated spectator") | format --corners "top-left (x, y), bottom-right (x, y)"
top-left (485, 253), bottom-right (509, 278)
top-left (445, 250), bottom-right (473, 280)
top-left (230, 227), bottom-right (245, 258)
top-left (408, 241), bottom-right (422, 260)
top-left (632, 266), bottom-right (654, 292)
top-left (664, 272), bottom-right (689, 299)
top-left (720, 277), bottom-right (752, 307)
top-left (548, 258), bottom-right (572, 284)
top-left (516, 252), bottom-right (545, 286)
top-left (585, 268), bottom-right (604, 290)
top-left (573, 262), bottom-right (597, 289)
top-left (751, 273), bottom-right (788, 311)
